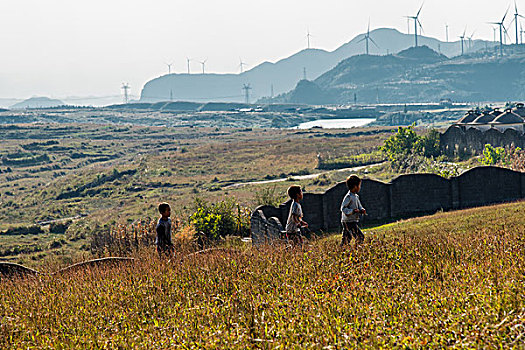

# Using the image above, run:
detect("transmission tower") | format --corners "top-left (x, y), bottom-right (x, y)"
top-left (242, 84), bottom-right (252, 104)
top-left (121, 83), bottom-right (130, 104)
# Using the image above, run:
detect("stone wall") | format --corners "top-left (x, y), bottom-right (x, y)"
top-left (251, 166), bottom-right (525, 242)
top-left (441, 126), bottom-right (525, 156)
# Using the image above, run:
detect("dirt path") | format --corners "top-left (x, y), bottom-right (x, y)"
top-left (224, 162), bottom-right (384, 189)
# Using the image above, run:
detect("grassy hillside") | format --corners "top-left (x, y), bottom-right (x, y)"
top-left (280, 46), bottom-right (525, 104)
top-left (1, 201), bottom-right (524, 348)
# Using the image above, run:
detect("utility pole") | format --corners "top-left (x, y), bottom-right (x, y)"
top-left (121, 83), bottom-right (130, 104)
top-left (243, 84), bottom-right (252, 104)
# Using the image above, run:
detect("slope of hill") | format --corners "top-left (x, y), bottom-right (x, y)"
top-left (278, 46), bottom-right (525, 104)
top-left (11, 97), bottom-right (65, 109)
top-left (140, 28), bottom-right (495, 103)
top-left (2, 201), bottom-right (524, 347)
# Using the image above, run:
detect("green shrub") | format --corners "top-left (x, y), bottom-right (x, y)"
top-left (317, 151), bottom-right (385, 170)
top-left (255, 186), bottom-right (286, 207)
top-left (381, 126), bottom-right (443, 169)
top-left (190, 198), bottom-right (250, 240)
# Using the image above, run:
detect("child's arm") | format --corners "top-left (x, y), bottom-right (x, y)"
top-left (357, 198), bottom-right (366, 215)
top-left (342, 195), bottom-right (359, 215)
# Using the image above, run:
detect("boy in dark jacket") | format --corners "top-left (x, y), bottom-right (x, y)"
top-left (341, 175), bottom-right (366, 246)
top-left (156, 202), bottom-right (173, 257)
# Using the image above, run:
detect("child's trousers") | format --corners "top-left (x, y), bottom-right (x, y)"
top-left (341, 222), bottom-right (364, 245)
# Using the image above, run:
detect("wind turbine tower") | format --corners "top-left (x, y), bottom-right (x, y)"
top-left (446, 24), bottom-right (449, 42)
top-left (121, 83), bottom-right (130, 104)
top-left (357, 19), bottom-right (379, 55)
top-left (406, 3), bottom-right (424, 47)
top-left (306, 28), bottom-right (313, 49)
top-left (490, 8), bottom-right (509, 56)
top-left (242, 84), bottom-right (252, 104)
top-left (199, 59), bottom-right (207, 74)
top-left (459, 28), bottom-right (466, 55)
top-left (186, 58), bottom-right (192, 74)
top-left (510, 2), bottom-right (525, 45)
top-left (239, 58), bottom-right (247, 73)
top-left (467, 30), bottom-right (476, 51)
top-left (165, 62), bottom-right (173, 74)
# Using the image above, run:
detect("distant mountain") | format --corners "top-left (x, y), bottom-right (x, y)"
top-left (140, 28), bottom-right (495, 103)
top-left (11, 96), bottom-right (65, 109)
top-left (276, 46), bottom-right (525, 104)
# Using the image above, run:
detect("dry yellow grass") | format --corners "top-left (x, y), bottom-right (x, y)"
top-left (1, 201), bottom-right (524, 348)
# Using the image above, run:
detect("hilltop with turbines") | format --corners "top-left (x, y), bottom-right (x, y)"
top-left (139, 3), bottom-right (525, 105)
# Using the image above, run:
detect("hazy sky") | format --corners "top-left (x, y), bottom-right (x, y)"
top-left (0, 0), bottom-right (519, 101)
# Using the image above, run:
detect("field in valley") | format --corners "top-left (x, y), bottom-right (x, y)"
top-left (0, 123), bottom-right (393, 267)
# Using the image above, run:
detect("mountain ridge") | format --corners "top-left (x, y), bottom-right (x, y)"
top-left (140, 28), bottom-right (495, 103)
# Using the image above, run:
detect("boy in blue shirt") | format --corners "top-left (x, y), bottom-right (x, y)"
top-left (341, 175), bottom-right (366, 246)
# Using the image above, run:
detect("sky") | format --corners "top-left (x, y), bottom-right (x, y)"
top-left (0, 0), bottom-right (520, 103)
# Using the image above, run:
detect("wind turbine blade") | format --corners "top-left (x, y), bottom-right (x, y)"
top-left (418, 19), bottom-right (424, 33)
top-left (356, 37), bottom-right (366, 43)
top-left (370, 37), bottom-right (380, 49)
top-left (416, 2), bottom-right (424, 17)
top-left (368, 17), bottom-right (370, 33)
top-left (502, 7), bottom-right (509, 22)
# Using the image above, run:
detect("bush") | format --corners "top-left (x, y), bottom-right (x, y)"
top-left (49, 221), bottom-right (71, 234)
top-left (255, 186), bottom-right (286, 207)
top-left (190, 198), bottom-right (251, 241)
top-left (480, 144), bottom-right (525, 171)
top-left (381, 125), bottom-right (441, 163)
top-left (317, 151), bottom-right (385, 170)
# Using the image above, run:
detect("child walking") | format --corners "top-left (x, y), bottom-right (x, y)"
top-left (285, 185), bottom-right (308, 246)
top-left (156, 202), bottom-right (174, 257)
top-left (341, 175), bottom-right (366, 246)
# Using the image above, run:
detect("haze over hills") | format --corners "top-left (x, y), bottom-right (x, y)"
top-left (276, 45), bottom-right (525, 104)
top-left (10, 96), bottom-right (65, 109)
top-left (140, 28), bottom-right (496, 104)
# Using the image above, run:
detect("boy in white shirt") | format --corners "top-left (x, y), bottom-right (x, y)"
top-left (285, 185), bottom-right (308, 246)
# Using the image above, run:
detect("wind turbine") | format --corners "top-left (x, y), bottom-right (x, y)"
top-left (306, 28), bottom-right (313, 49)
top-left (165, 62), bottom-right (173, 75)
top-left (489, 8), bottom-right (509, 56)
top-left (521, 23), bottom-right (525, 44)
top-left (406, 3), bottom-right (424, 47)
top-left (186, 57), bottom-right (192, 74)
top-left (199, 59), bottom-right (207, 74)
top-left (467, 30), bottom-right (476, 51)
top-left (509, 1), bottom-right (525, 45)
top-left (239, 57), bottom-right (247, 73)
top-left (459, 27), bottom-right (467, 55)
top-left (445, 23), bottom-right (449, 42)
top-left (357, 19), bottom-right (380, 55)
